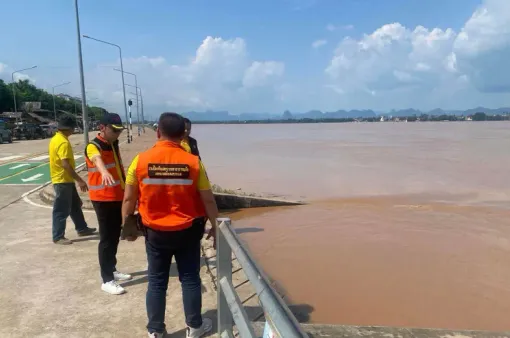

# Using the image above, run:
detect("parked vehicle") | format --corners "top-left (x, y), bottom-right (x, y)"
top-left (40, 124), bottom-right (57, 137)
top-left (0, 122), bottom-right (13, 143)
top-left (13, 123), bottom-right (46, 140)
top-left (73, 127), bottom-right (83, 134)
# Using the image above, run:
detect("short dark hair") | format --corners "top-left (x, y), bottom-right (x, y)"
top-left (58, 116), bottom-right (76, 130)
top-left (183, 117), bottom-right (191, 125)
top-left (158, 112), bottom-right (185, 138)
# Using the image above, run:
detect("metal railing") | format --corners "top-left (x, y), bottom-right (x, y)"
top-left (216, 217), bottom-right (308, 338)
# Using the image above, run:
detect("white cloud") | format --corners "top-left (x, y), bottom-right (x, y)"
top-left (323, 0), bottom-right (510, 110)
top-left (452, 0), bottom-right (510, 93)
top-left (312, 39), bottom-right (328, 49)
top-left (326, 24), bottom-right (337, 32)
top-left (13, 73), bottom-right (36, 84)
top-left (0, 63), bottom-right (7, 74)
top-left (243, 61), bottom-right (285, 88)
top-left (85, 36), bottom-right (286, 115)
top-left (327, 24), bottom-right (354, 31)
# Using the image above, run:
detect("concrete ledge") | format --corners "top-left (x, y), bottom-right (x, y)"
top-left (39, 185), bottom-right (303, 210)
top-left (214, 192), bottom-right (303, 209)
top-left (251, 322), bottom-right (510, 337)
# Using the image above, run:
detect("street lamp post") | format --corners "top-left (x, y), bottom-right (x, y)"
top-left (125, 83), bottom-right (145, 133)
top-left (52, 82), bottom-right (71, 122)
top-left (128, 92), bottom-right (141, 136)
top-left (139, 87), bottom-right (145, 132)
top-left (83, 35), bottom-right (130, 143)
top-left (74, 0), bottom-right (89, 144)
top-left (114, 68), bottom-right (139, 134)
top-left (11, 66), bottom-right (37, 122)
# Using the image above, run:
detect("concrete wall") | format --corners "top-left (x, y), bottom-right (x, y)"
top-left (39, 185), bottom-right (303, 211)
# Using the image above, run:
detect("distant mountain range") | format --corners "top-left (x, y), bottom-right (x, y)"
top-left (183, 107), bottom-right (510, 122)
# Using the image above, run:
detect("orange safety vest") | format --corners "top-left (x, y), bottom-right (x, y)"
top-left (136, 140), bottom-right (205, 231)
top-left (85, 135), bottom-right (125, 202)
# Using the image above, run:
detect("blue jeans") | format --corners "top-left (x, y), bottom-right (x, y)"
top-left (145, 219), bottom-right (205, 333)
top-left (52, 183), bottom-right (88, 241)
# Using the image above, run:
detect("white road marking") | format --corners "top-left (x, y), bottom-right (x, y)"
top-left (30, 155), bottom-right (49, 161)
top-left (9, 163), bottom-right (31, 170)
top-left (21, 173), bottom-right (44, 182)
top-left (0, 155), bottom-right (23, 162)
top-left (21, 138), bottom-right (129, 208)
top-left (28, 154), bottom-right (82, 162)
top-left (21, 162), bottom-right (93, 213)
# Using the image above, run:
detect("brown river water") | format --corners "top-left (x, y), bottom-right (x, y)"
top-left (194, 122), bottom-right (510, 331)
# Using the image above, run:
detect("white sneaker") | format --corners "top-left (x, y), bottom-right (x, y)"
top-left (101, 281), bottom-right (126, 295)
top-left (114, 271), bottom-right (132, 281)
top-left (148, 332), bottom-right (166, 338)
top-left (186, 318), bottom-right (212, 338)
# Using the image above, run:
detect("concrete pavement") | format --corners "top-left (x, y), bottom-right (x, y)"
top-left (0, 130), bottom-right (220, 337)
top-left (0, 193), bottom-right (219, 338)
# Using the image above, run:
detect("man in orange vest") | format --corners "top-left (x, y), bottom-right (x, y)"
top-left (85, 113), bottom-right (132, 295)
top-left (122, 112), bottom-right (219, 338)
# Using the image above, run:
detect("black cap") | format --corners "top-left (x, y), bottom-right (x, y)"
top-left (57, 116), bottom-right (76, 130)
top-left (100, 113), bottom-right (124, 130)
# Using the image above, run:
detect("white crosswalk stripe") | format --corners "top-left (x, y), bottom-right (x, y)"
top-left (0, 153), bottom-right (84, 163)
top-left (30, 155), bottom-right (49, 161)
top-left (0, 155), bottom-right (23, 162)
top-left (28, 154), bottom-right (83, 161)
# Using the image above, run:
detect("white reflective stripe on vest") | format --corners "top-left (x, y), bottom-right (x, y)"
top-left (88, 162), bottom-right (117, 172)
top-left (88, 180), bottom-right (121, 190)
top-left (142, 178), bottom-right (193, 185)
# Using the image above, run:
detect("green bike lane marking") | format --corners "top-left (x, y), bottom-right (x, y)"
top-left (0, 162), bottom-right (46, 180)
top-left (0, 161), bottom-right (85, 185)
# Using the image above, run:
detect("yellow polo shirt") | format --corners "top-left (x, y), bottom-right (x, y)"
top-left (125, 155), bottom-right (211, 190)
top-left (181, 140), bottom-right (191, 153)
top-left (49, 131), bottom-right (76, 184)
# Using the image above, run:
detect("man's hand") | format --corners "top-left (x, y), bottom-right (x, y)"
top-left (77, 178), bottom-right (88, 192)
top-left (101, 172), bottom-right (116, 186)
top-left (206, 226), bottom-right (217, 248)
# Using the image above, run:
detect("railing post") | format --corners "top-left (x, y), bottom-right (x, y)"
top-left (217, 218), bottom-right (234, 335)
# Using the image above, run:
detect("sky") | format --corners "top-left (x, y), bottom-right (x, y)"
top-left (1, 0), bottom-right (509, 119)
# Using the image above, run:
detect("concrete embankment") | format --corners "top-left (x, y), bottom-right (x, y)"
top-left (39, 184), bottom-right (303, 210)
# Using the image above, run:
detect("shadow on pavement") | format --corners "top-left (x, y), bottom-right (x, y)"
top-left (165, 304), bottom-right (314, 338)
top-left (72, 235), bottom-right (100, 243)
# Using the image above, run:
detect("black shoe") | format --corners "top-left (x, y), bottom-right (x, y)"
top-left (77, 227), bottom-right (97, 236)
top-left (53, 237), bottom-right (73, 245)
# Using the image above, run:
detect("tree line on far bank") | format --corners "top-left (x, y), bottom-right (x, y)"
top-left (191, 112), bottom-right (508, 124)
top-left (0, 79), bottom-right (108, 121)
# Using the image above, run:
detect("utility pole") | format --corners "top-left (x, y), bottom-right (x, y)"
top-left (83, 35), bottom-right (130, 143)
top-left (74, 0), bottom-right (89, 144)
top-left (11, 66), bottom-right (37, 123)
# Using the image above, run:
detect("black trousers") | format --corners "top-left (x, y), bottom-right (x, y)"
top-left (92, 201), bottom-right (122, 283)
top-left (145, 218), bottom-right (206, 333)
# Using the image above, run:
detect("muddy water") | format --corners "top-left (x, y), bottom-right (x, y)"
top-left (195, 122), bottom-right (510, 331)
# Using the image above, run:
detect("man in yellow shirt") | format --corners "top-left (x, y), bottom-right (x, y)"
top-left (122, 113), bottom-right (218, 338)
top-left (49, 116), bottom-right (96, 245)
top-left (181, 118), bottom-right (200, 159)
